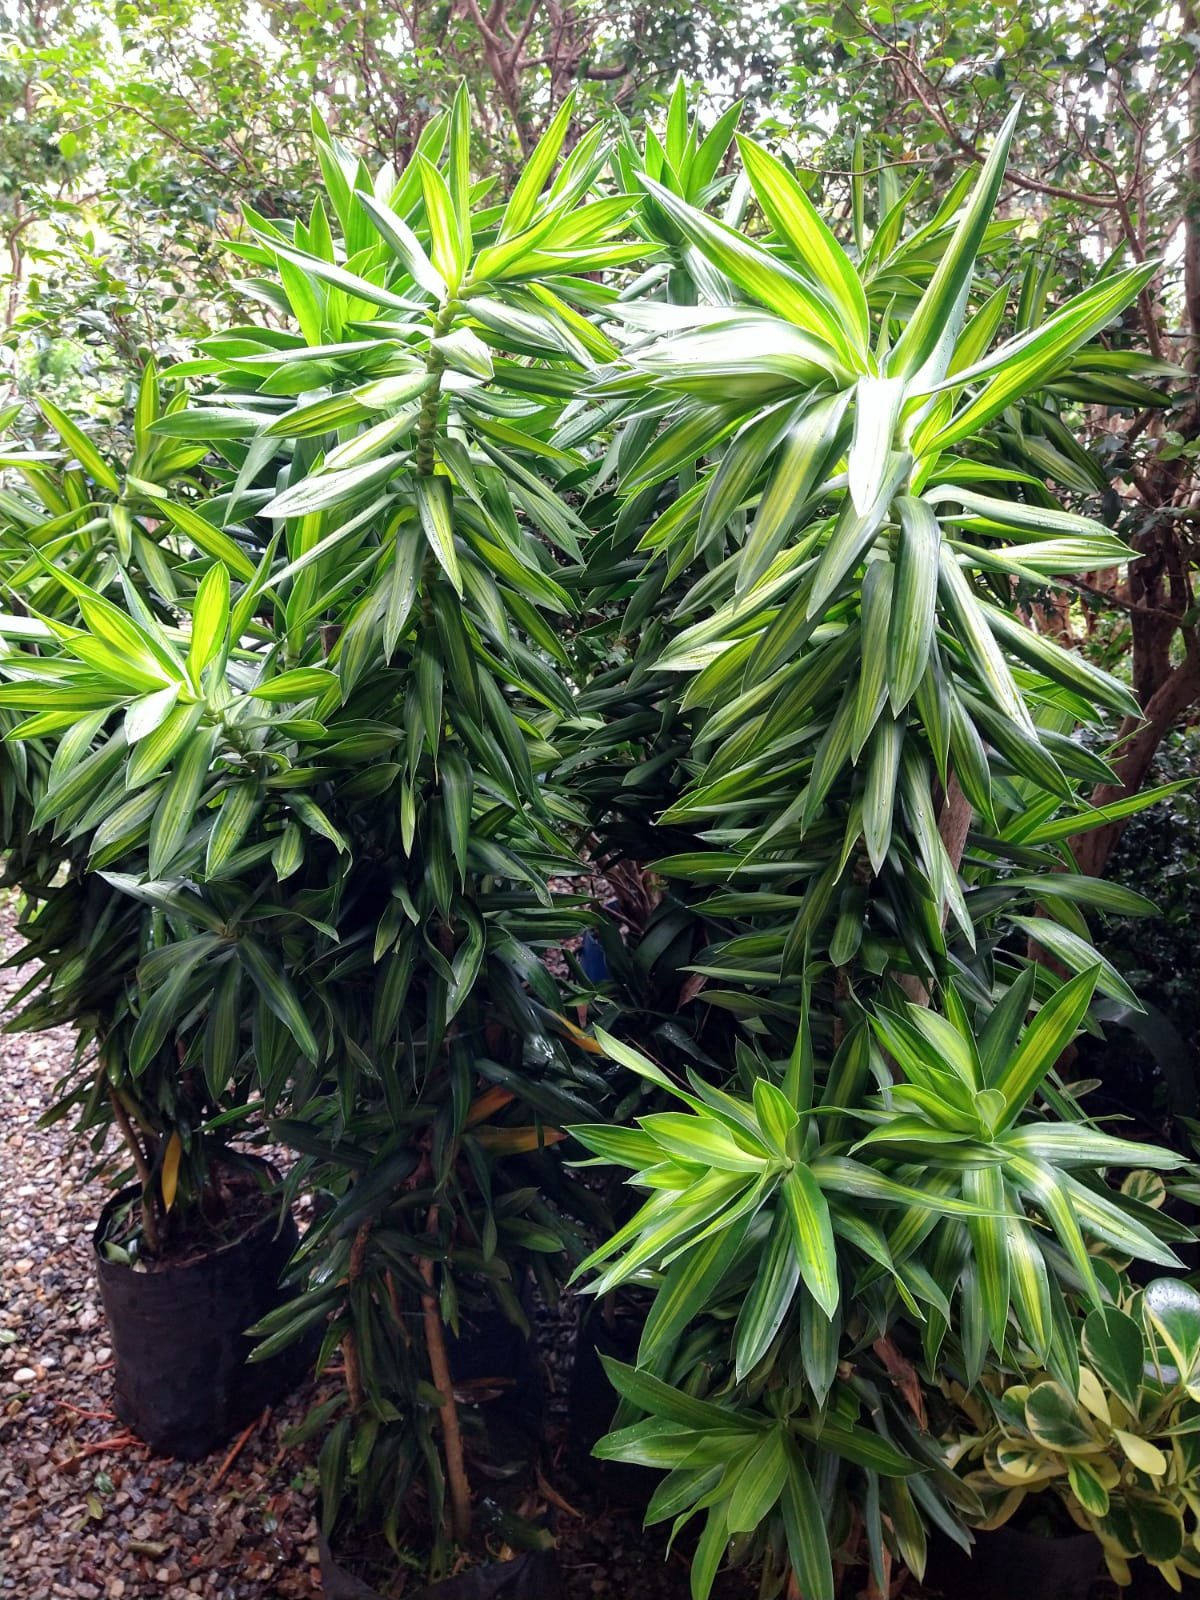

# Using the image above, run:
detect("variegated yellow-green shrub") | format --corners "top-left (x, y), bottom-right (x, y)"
top-left (947, 1274), bottom-right (1200, 1591)
top-left (1, 77), bottom-right (1194, 1598)
top-left (565, 83), bottom-right (1194, 1600)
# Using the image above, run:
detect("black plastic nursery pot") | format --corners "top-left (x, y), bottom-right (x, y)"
top-left (92, 1160), bottom-right (309, 1459)
top-left (924, 1524), bottom-right (1101, 1600)
top-left (319, 1531), bottom-right (562, 1600)
top-left (565, 1298), bottom-right (658, 1509)
top-left (319, 1297), bottom-right (560, 1599)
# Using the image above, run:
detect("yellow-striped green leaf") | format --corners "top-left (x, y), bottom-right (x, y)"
top-left (269, 237), bottom-right (417, 314)
top-left (889, 496), bottom-right (940, 711)
top-left (187, 563), bottom-right (230, 681)
top-left (88, 778), bottom-right (166, 867)
top-left (1004, 1124), bottom-right (1184, 1171)
top-left (499, 92), bottom-right (576, 240)
top-left (418, 156), bottom-right (465, 288)
top-left (982, 603), bottom-right (1140, 719)
top-left (127, 700), bottom-right (205, 789)
top-left (145, 494), bottom-right (257, 580)
top-left (1007, 1155), bottom-right (1102, 1310)
top-left (638, 175), bottom-right (856, 369)
top-left (250, 667), bottom-right (339, 702)
top-left (781, 1164), bottom-right (839, 1317)
top-left (1007, 1213), bottom-right (1053, 1361)
top-left (697, 402), bottom-right (793, 550)
top-left (260, 455), bottom-right (404, 520)
top-left (851, 558), bottom-right (893, 757)
top-left (993, 966), bottom-right (1100, 1126)
top-left (807, 452), bottom-right (908, 618)
top-left (123, 683), bottom-right (181, 745)
top-left (148, 724), bottom-right (215, 876)
top-left (922, 263), bottom-right (1159, 451)
top-left (734, 1206), bottom-right (800, 1377)
top-left (863, 715), bottom-right (902, 874)
top-left (239, 934), bottom-right (319, 1060)
top-left (599, 1356), bottom-right (757, 1435)
top-left (936, 545), bottom-right (1032, 729)
top-left (1060, 1174), bottom-right (1183, 1268)
top-left (738, 391), bottom-right (850, 593)
top-left (890, 101), bottom-right (1020, 384)
top-left (1007, 917), bottom-right (1141, 1010)
top-left (752, 1077), bottom-right (799, 1157)
top-left (415, 474), bottom-right (461, 594)
top-left (636, 1218), bottom-right (751, 1373)
top-left (640, 1113), bottom-right (767, 1172)
top-left (205, 782), bottom-right (260, 876)
top-left (964, 1163), bottom-right (1010, 1354)
top-left (1011, 781), bottom-right (1189, 845)
top-left (726, 1428), bottom-right (789, 1533)
top-left (849, 375), bottom-right (906, 513)
top-left (356, 190), bottom-right (446, 299)
top-left (38, 397), bottom-right (121, 493)
top-left (323, 405), bottom-right (421, 471)
top-left (779, 1443), bottom-right (834, 1600)
top-left (736, 135), bottom-right (870, 355)
top-left (271, 819), bottom-right (304, 880)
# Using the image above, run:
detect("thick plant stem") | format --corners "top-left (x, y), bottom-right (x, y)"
top-left (415, 302), bottom-right (457, 479)
top-left (898, 773), bottom-right (972, 1007)
top-left (342, 1221), bottom-right (372, 1413)
top-left (419, 1205), bottom-right (472, 1544)
top-left (108, 1088), bottom-right (160, 1255)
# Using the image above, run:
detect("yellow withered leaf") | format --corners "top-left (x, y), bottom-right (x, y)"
top-left (473, 1126), bottom-right (567, 1154)
top-left (466, 1085), bottom-right (516, 1127)
top-left (553, 1014), bottom-right (605, 1054)
top-left (161, 1131), bottom-right (182, 1212)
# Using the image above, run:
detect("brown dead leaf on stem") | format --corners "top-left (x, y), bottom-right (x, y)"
top-left (872, 1336), bottom-right (928, 1431)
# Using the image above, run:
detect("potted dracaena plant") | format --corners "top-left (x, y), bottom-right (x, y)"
top-left (3, 78), bottom-right (1193, 1597)
top-left (559, 87), bottom-right (1196, 1599)
top-left (0, 372), bottom-right (315, 1458)
top-left (0, 90), bottom-right (634, 1593)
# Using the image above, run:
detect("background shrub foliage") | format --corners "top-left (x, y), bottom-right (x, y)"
top-left (2, 81), bottom-right (1199, 1595)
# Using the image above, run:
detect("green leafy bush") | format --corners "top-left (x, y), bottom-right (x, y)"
top-left (0, 80), bottom-right (1193, 1598)
top-left (561, 88), bottom-right (1192, 1599)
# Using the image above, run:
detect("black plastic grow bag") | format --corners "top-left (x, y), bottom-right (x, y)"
top-left (924, 1525), bottom-right (1101, 1600)
top-left (566, 1303), bottom-right (657, 1507)
top-left (93, 1170), bottom-right (308, 1459)
top-left (319, 1532), bottom-right (562, 1600)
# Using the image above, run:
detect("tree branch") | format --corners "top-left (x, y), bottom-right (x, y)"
top-left (867, 32), bottom-right (1123, 209)
top-left (1072, 645), bottom-right (1200, 878)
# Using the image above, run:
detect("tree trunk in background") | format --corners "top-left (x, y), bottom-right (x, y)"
top-left (1070, 20), bottom-right (1200, 879)
top-left (1072, 648), bottom-right (1200, 878)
